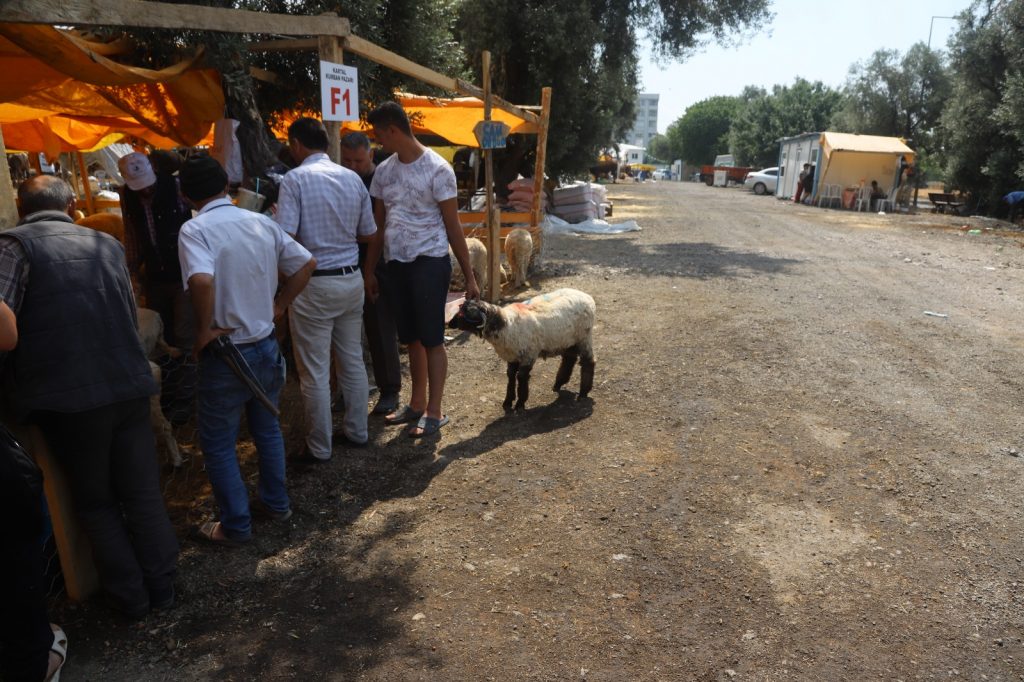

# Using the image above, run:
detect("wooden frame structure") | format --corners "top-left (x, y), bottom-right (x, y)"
top-left (1, 0), bottom-right (552, 598)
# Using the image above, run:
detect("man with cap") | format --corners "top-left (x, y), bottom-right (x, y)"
top-left (177, 156), bottom-right (315, 544)
top-left (340, 131), bottom-right (401, 418)
top-left (276, 118), bottom-right (376, 461)
top-left (118, 151), bottom-right (194, 348)
top-left (0, 175), bottom-right (179, 617)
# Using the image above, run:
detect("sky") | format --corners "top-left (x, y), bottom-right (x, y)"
top-left (639, 0), bottom-right (974, 134)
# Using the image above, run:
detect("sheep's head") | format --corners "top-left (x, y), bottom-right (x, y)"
top-left (449, 299), bottom-right (503, 336)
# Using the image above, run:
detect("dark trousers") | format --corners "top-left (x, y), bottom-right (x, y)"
top-left (0, 503), bottom-right (51, 681)
top-left (359, 245), bottom-right (401, 396)
top-left (35, 397), bottom-right (179, 613)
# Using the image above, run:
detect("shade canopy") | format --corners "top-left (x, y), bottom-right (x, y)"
top-left (0, 23), bottom-right (223, 156)
top-left (816, 132), bottom-right (915, 196)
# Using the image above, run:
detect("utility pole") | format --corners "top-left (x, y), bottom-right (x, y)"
top-left (928, 15), bottom-right (955, 49)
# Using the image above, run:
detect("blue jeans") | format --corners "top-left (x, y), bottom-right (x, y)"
top-left (198, 334), bottom-right (288, 541)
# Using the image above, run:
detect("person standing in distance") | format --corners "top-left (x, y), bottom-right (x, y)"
top-left (276, 118), bottom-right (377, 460)
top-left (177, 156), bottom-right (315, 544)
top-left (340, 131), bottom-right (402, 417)
top-left (364, 102), bottom-right (480, 438)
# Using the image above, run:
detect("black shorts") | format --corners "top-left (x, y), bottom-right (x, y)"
top-left (385, 255), bottom-right (452, 348)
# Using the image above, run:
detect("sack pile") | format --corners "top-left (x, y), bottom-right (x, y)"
top-left (550, 182), bottom-right (611, 223)
top-left (505, 178), bottom-right (547, 212)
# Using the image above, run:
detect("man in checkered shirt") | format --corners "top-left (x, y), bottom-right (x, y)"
top-left (276, 117), bottom-right (377, 461)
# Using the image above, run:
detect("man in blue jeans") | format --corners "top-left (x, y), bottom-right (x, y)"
top-left (177, 156), bottom-right (315, 544)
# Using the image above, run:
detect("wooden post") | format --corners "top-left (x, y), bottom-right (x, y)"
top-left (530, 87), bottom-right (553, 230)
top-left (75, 151), bottom-right (95, 215)
top-left (318, 26), bottom-right (343, 163)
top-left (482, 51), bottom-right (500, 302)
top-left (0, 127), bottom-right (16, 229)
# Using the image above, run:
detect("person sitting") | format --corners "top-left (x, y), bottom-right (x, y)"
top-left (870, 180), bottom-right (887, 210)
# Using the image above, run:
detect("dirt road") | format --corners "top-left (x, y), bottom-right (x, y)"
top-left (61, 182), bottom-right (1024, 680)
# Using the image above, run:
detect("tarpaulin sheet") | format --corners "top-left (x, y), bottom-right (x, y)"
top-left (271, 92), bottom-right (537, 148)
top-left (0, 24), bottom-right (223, 152)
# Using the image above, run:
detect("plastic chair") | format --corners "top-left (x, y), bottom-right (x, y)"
top-left (854, 184), bottom-right (871, 212)
top-left (876, 187), bottom-right (896, 213)
top-left (817, 183), bottom-right (842, 209)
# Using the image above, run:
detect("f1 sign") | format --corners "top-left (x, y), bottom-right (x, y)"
top-left (320, 60), bottom-right (358, 122)
top-left (473, 120), bottom-right (511, 149)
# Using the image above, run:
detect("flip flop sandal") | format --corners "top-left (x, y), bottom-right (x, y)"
top-left (408, 414), bottom-right (449, 438)
top-left (384, 404), bottom-right (424, 425)
top-left (48, 625), bottom-right (67, 682)
top-left (194, 521), bottom-right (247, 547)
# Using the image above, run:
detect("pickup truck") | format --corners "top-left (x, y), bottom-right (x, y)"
top-left (698, 164), bottom-right (752, 186)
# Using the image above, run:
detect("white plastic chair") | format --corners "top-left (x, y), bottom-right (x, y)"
top-left (854, 184), bottom-right (871, 212)
top-left (817, 183), bottom-right (842, 209)
top-left (876, 187), bottom-right (895, 213)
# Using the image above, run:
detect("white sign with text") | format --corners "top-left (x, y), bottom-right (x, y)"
top-left (320, 60), bottom-right (358, 122)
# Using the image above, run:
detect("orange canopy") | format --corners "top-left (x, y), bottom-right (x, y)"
top-left (0, 24), bottom-right (223, 155)
top-left (271, 93), bottom-right (538, 148)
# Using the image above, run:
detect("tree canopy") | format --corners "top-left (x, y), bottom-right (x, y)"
top-left (664, 95), bottom-right (741, 166)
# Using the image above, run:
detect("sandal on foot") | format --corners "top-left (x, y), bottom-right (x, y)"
top-left (47, 624), bottom-right (67, 682)
top-left (194, 521), bottom-right (247, 547)
top-left (384, 404), bottom-right (423, 425)
top-left (408, 415), bottom-right (449, 438)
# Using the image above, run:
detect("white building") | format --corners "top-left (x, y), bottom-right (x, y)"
top-left (775, 132), bottom-right (821, 200)
top-left (627, 93), bottom-right (659, 148)
top-left (617, 143), bottom-right (646, 166)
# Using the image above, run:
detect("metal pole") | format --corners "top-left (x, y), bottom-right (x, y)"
top-left (928, 16), bottom-right (955, 49)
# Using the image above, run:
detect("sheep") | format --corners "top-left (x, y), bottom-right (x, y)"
top-left (449, 237), bottom-right (488, 297)
top-left (75, 212), bottom-right (125, 242)
top-left (503, 228), bottom-right (533, 289)
top-left (137, 308), bottom-right (183, 468)
top-left (449, 288), bottom-right (596, 411)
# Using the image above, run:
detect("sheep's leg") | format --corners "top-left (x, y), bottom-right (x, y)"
top-left (503, 362), bottom-right (519, 411)
top-left (514, 362), bottom-right (533, 411)
top-left (554, 347), bottom-right (579, 392)
top-left (578, 344), bottom-right (596, 401)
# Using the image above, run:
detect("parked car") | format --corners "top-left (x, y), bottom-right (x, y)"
top-left (744, 167), bottom-right (779, 195)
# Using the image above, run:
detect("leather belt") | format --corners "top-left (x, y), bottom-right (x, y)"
top-left (312, 265), bottom-right (359, 277)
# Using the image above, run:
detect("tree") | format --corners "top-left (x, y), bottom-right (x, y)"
top-left (728, 79), bottom-right (841, 168)
top-left (664, 95), bottom-right (741, 165)
top-left (456, 0), bottom-right (772, 179)
top-left (940, 0), bottom-right (1024, 213)
top-left (647, 133), bottom-right (673, 162)
top-left (831, 43), bottom-right (950, 154)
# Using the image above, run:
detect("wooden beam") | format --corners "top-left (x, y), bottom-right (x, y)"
top-left (530, 87), bottom-right (553, 231)
top-left (248, 65), bottom-right (279, 85)
top-left (0, 127), bottom-right (18, 229)
top-left (75, 152), bottom-right (95, 215)
top-left (318, 31), bottom-right (343, 163)
top-left (248, 37), bottom-right (319, 52)
top-left (482, 51), bottom-right (501, 303)
top-left (342, 35), bottom-right (540, 125)
top-left (0, 0), bottom-right (351, 36)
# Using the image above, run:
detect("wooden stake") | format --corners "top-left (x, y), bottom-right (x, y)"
top-left (482, 51), bottom-right (500, 303)
top-left (530, 87), bottom-right (552, 230)
top-left (0, 127), bottom-right (16, 229)
top-left (76, 151), bottom-right (95, 215)
top-left (318, 29), bottom-right (344, 163)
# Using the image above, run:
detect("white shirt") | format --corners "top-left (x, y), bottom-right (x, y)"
top-left (370, 148), bottom-right (457, 263)
top-left (178, 197), bottom-right (312, 344)
top-left (275, 152), bottom-right (375, 269)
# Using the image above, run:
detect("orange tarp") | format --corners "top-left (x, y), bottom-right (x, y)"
top-left (271, 93), bottom-right (537, 148)
top-left (0, 24), bottom-right (223, 153)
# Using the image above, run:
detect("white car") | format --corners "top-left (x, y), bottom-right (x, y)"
top-left (744, 167), bottom-right (779, 195)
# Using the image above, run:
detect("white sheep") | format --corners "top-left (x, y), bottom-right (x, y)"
top-left (137, 308), bottom-right (183, 468)
top-left (449, 288), bottom-right (596, 410)
top-left (503, 228), bottom-right (533, 290)
top-left (449, 237), bottom-right (488, 297)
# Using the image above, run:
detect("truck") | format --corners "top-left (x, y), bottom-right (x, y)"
top-left (698, 154), bottom-right (752, 186)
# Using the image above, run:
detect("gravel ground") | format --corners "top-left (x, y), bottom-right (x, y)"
top-left (56, 181), bottom-right (1024, 681)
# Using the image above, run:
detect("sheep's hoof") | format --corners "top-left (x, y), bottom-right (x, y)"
top-left (502, 400), bottom-right (514, 412)
top-left (513, 402), bottom-right (527, 412)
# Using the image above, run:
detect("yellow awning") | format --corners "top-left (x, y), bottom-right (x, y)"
top-left (820, 132), bottom-right (915, 158)
top-left (0, 24), bottom-right (223, 152)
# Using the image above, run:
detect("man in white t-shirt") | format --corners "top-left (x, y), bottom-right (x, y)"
top-left (177, 156), bottom-right (315, 544)
top-left (364, 102), bottom-right (480, 437)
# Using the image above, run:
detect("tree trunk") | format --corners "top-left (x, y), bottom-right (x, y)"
top-left (219, 51), bottom-right (276, 181)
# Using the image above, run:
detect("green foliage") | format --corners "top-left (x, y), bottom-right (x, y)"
top-left (664, 95), bottom-right (741, 165)
top-left (728, 79), bottom-right (841, 167)
top-left (940, 0), bottom-right (1024, 212)
top-left (646, 133), bottom-right (673, 163)
top-left (456, 0), bottom-right (771, 178)
top-left (831, 43), bottom-right (950, 155)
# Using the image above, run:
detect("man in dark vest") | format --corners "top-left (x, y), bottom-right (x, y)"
top-left (0, 175), bottom-right (179, 619)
